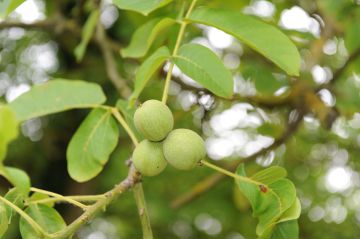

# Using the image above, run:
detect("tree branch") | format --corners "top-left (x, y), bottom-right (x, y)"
top-left (171, 77), bottom-right (291, 109)
top-left (51, 165), bottom-right (141, 239)
top-left (0, 19), bottom-right (55, 30)
top-left (331, 47), bottom-right (360, 84)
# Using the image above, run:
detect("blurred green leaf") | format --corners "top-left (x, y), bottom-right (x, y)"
top-left (173, 43), bottom-right (233, 98)
top-left (74, 9), bottom-right (100, 62)
top-left (188, 7), bottom-right (301, 76)
top-left (9, 79), bottom-right (106, 121)
top-left (0, 105), bottom-right (18, 161)
top-left (335, 77), bottom-right (360, 117)
top-left (257, 122), bottom-right (284, 139)
top-left (113, 0), bottom-right (172, 16)
top-left (121, 18), bottom-right (176, 58)
top-left (345, 18), bottom-right (360, 52)
top-left (19, 204), bottom-right (66, 239)
top-left (0, 0), bottom-right (25, 18)
top-left (242, 65), bottom-right (288, 96)
top-left (0, 203), bottom-right (8, 238)
top-left (67, 108), bottom-right (119, 182)
top-left (129, 46), bottom-right (170, 105)
top-left (0, 167), bottom-right (31, 195)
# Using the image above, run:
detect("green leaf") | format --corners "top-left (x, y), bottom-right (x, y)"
top-left (257, 179), bottom-right (296, 235)
top-left (0, 203), bottom-right (8, 238)
top-left (236, 164), bottom-right (297, 236)
top-left (19, 204), bottom-right (66, 239)
top-left (172, 43), bottom-right (234, 98)
top-left (270, 220), bottom-right (299, 239)
top-left (242, 64), bottom-right (289, 96)
top-left (251, 166), bottom-right (287, 185)
top-left (0, 188), bottom-right (25, 237)
top-left (121, 18), bottom-right (176, 58)
top-left (345, 18), bottom-right (360, 52)
top-left (260, 200), bottom-right (301, 239)
top-left (188, 7), bottom-right (301, 76)
top-left (129, 46), bottom-right (170, 105)
top-left (29, 193), bottom-right (54, 208)
top-left (116, 99), bottom-right (142, 140)
top-left (278, 197), bottom-right (301, 223)
top-left (67, 108), bottom-right (119, 182)
top-left (0, 0), bottom-right (25, 18)
top-left (0, 105), bottom-right (18, 161)
top-left (74, 9), bottom-right (100, 62)
top-left (236, 165), bottom-right (281, 235)
top-left (0, 167), bottom-right (31, 195)
top-left (4, 188), bottom-right (26, 223)
top-left (9, 79), bottom-right (106, 122)
top-left (113, 0), bottom-right (172, 16)
top-left (335, 77), bottom-right (360, 116)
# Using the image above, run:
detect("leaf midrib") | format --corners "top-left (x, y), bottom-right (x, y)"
top-left (83, 111), bottom-right (111, 152)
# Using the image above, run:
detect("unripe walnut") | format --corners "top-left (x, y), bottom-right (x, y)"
top-left (163, 129), bottom-right (206, 170)
top-left (132, 140), bottom-right (167, 176)
top-left (134, 100), bottom-right (174, 141)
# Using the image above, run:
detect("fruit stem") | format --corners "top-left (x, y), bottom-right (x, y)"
top-left (133, 183), bottom-right (153, 239)
top-left (162, 0), bottom-right (198, 103)
top-left (30, 187), bottom-right (89, 210)
top-left (200, 160), bottom-right (262, 186)
top-left (111, 107), bottom-right (139, 146)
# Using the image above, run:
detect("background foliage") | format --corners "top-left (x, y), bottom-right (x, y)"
top-left (0, 0), bottom-right (360, 238)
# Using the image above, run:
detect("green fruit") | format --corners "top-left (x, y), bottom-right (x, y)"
top-left (132, 140), bottom-right (167, 176)
top-left (163, 129), bottom-right (206, 170)
top-left (134, 100), bottom-right (174, 141)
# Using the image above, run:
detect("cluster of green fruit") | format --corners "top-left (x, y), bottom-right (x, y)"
top-left (132, 100), bottom-right (206, 176)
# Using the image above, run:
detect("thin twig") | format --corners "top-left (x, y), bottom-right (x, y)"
top-left (0, 19), bottom-right (55, 30)
top-left (96, 22), bottom-right (132, 98)
top-left (26, 195), bottom-right (105, 206)
top-left (29, 187), bottom-right (91, 209)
